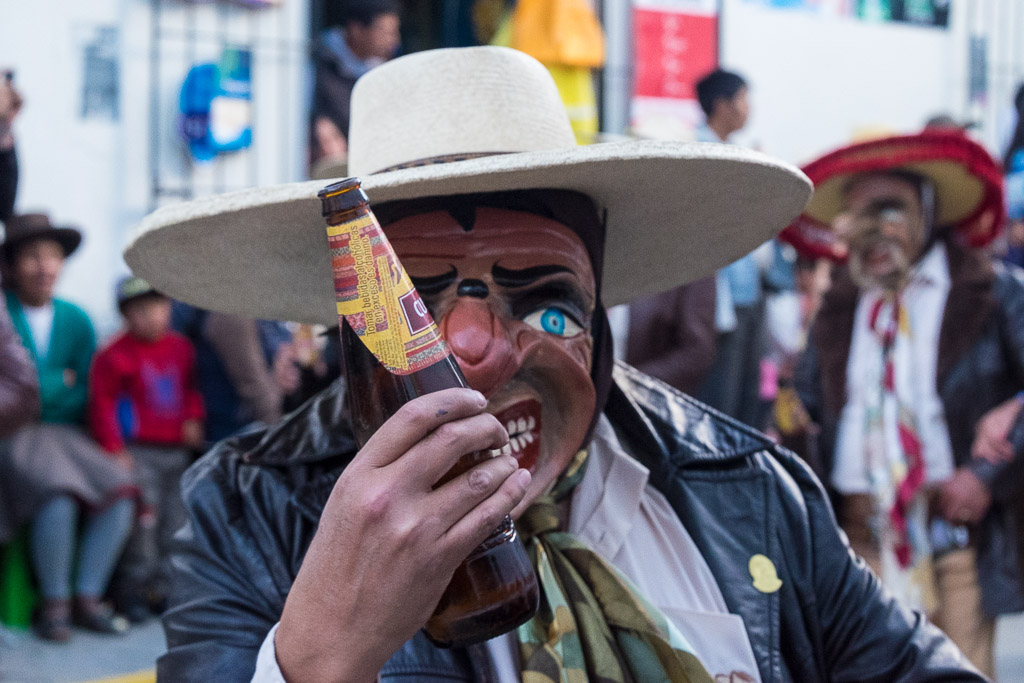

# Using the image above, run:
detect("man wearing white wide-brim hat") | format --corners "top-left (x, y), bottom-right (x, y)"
top-left (128, 47), bottom-right (983, 682)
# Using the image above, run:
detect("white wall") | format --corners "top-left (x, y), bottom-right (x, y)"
top-left (0, 0), bottom-right (309, 337)
top-left (720, 0), bottom-right (969, 165)
top-left (1, 0), bottom-right (123, 334)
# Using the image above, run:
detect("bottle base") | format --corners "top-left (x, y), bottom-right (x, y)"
top-left (422, 519), bottom-right (540, 648)
top-left (423, 585), bottom-right (539, 648)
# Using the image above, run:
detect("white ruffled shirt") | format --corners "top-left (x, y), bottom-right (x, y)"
top-left (253, 415), bottom-right (760, 682)
top-left (832, 242), bottom-right (956, 494)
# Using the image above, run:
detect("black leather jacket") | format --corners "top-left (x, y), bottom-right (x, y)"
top-left (159, 363), bottom-right (983, 682)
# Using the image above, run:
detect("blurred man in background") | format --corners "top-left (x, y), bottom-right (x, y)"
top-left (310, 0), bottom-right (401, 166)
top-left (796, 130), bottom-right (1024, 678)
top-left (694, 69), bottom-right (749, 146)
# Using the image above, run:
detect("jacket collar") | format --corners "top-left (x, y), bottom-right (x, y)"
top-left (608, 362), bottom-right (775, 470)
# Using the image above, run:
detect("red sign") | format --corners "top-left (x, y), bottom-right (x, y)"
top-left (633, 9), bottom-right (718, 101)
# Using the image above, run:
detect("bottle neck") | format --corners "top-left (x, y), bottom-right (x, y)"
top-left (324, 202), bottom-right (451, 377)
top-left (325, 203), bottom-right (370, 227)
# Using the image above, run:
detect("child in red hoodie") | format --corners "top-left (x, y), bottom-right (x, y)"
top-left (90, 276), bottom-right (204, 621)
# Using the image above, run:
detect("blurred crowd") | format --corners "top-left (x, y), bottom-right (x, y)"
top-left (0, 211), bottom-right (340, 640)
top-left (1, 0), bottom-right (1024, 679)
top-left (0, 56), bottom-right (341, 638)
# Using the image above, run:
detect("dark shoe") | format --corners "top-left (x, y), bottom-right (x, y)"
top-left (73, 597), bottom-right (129, 635)
top-left (34, 598), bottom-right (72, 642)
top-left (121, 597), bottom-right (151, 624)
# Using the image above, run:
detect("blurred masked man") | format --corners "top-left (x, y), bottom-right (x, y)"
top-left (796, 131), bottom-right (1024, 678)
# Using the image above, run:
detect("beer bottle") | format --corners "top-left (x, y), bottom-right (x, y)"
top-left (318, 178), bottom-right (539, 647)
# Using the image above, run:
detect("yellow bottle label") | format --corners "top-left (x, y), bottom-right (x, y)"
top-left (327, 212), bottom-right (450, 375)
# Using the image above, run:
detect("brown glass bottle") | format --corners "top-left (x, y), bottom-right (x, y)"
top-left (318, 178), bottom-right (539, 648)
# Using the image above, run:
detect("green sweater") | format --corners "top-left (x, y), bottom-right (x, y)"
top-left (5, 291), bottom-right (96, 425)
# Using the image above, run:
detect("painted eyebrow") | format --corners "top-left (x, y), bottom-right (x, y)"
top-left (492, 264), bottom-right (574, 288)
top-left (510, 281), bottom-right (589, 323)
top-left (409, 266), bottom-right (458, 295)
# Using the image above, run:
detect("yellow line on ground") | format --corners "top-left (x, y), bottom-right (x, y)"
top-left (80, 670), bottom-right (155, 683)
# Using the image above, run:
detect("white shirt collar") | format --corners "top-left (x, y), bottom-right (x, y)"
top-left (911, 241), bottom-right (950, 288)
top-left (568, 414), bottom-right (650, 560)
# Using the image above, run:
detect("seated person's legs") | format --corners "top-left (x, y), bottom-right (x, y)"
top-left (29, 495), bottom-right (78, 640)
top-left (73, 495), bottom-right (135, 633)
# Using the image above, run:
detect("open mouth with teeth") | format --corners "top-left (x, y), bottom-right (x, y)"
top-left (491, 399), bottom-right (542, 473)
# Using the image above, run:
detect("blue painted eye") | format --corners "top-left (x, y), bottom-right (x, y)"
top-left (541, 309), bottom-right (565, 334)
top-left (523, 307), bottom-right (583, 337)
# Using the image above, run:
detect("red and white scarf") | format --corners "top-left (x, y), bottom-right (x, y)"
top-left (861, 293), bottom-right (936, 610)
top-left (834, 244), bottom-right (956, 612)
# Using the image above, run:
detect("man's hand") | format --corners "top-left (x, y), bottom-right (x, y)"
top-left (275, 388), bottom-right (530, 683)
top-left (181, 419), bottom-right (204, 450)
top-left (971, 396), bottom-right (1022, 464)
top-left (939, 468), bottom-right (991, 525)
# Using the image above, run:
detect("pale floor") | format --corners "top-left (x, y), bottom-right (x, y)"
top-left (0, 613), bottom-right (1023, 683)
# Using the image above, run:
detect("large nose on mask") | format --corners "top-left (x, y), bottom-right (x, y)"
top-left (440, 299), bottom-right (519, 396)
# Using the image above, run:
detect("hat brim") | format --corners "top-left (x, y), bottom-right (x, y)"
top-left (1, 227), bottom-right (82, 259)
top-left (800, 132), bottom-right (1004, 246)
top-left (125, 140), bottom-right (811, 326)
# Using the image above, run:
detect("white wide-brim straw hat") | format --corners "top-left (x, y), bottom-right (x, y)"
top-left (125, 46), bottom-right (811, 326)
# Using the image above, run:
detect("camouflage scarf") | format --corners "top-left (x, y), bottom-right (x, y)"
top-left (514, 451), bottom-right (713, 683)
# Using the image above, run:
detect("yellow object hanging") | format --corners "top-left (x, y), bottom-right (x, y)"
top-left (512, 0), bottom-right (606, 68)
top-left (547, 64), bottom-right (599, 144)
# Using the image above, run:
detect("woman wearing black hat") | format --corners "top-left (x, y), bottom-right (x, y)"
top-left (1, 214), bottom-right (137, 641)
